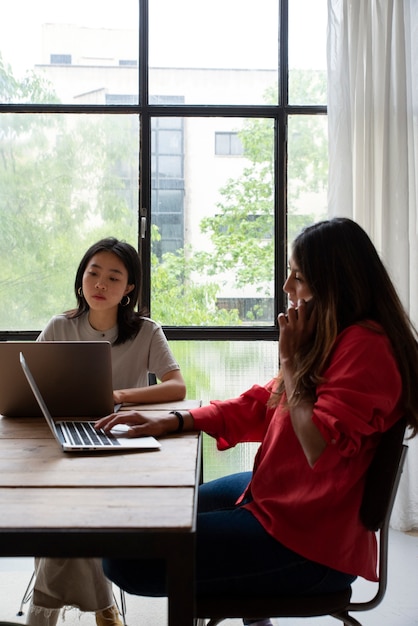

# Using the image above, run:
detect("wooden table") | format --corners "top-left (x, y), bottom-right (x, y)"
top-left (0, 402), bottom-right (201, 626)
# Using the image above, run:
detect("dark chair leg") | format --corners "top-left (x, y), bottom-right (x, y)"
top-left (16, 570), bottom-right (35, 617)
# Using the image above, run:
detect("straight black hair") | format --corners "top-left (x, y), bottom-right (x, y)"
top-left (66, 237), bottom-right (149, 345)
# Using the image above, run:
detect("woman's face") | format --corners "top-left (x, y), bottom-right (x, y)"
top-left (82, 251), bottom-right (134, 312)
top-left (283, 255), bottom-right (313, 309)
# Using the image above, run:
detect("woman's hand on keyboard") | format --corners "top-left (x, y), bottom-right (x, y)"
top-left (94, 409), bottom-right (192, 438)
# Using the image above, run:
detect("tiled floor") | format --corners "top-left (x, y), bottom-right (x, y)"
top-left (0, 529), bottom-right (417, 625)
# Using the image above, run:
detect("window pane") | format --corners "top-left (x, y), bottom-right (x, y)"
top-left (170, 340), bottom-right (278, 481)
top-left (157, 130), bottom-right (183, 154)
top-left (149, 0), bottom-right (279, 105)
top-left (0, 0), bottom-right (138, 105)
top-left (287, 114), bottom-right (328, 242)
top-left (215, 132), bottom-right (244, 156)
top-left (0, 113), bottom-right (139, 330)
top-left (150, 117), bottom-right (275, 327)
top-left (215, 133), bottom-right (232, 156)
top-left (153, 189), bottom-right (184, 213)
top-left (288, 0), bottom-right (327, 105)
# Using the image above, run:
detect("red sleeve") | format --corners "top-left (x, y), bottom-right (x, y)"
top-left (190, 379), bottom-right (276, 450)
top-left (311, 324), bottom-right (402, 469)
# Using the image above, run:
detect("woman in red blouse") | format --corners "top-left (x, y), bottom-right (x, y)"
top-left (97, 218), bottom-right (418, 626)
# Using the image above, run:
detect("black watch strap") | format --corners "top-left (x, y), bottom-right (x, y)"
top-left (170, 410), bottom-right (184, 434)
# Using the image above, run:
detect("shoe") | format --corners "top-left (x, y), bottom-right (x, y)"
top-left (95, 604), bottom-right (124, 626)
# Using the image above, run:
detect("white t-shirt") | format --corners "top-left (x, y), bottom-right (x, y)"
top-left (37, 313), bottom-right (180, 390)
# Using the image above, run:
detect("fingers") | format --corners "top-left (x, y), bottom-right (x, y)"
top-left (277, 304), bottom-right (298, 328)
top-left (277, 311), bottom-right (288, 327)
top-left (278, 299), bottom-right (313, 324)
top-left (94, 410), bottom-right (170, 438)
top-left (278, 299), bottom-right (316, 362)
top-left (95, 411), bottom-right (138, 432)
top-left (124, 423), bottom-right (149, 438)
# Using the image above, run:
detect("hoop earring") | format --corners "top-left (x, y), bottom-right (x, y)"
top-left (120, 295), bottom-right (131, 307)
top-left (77, 287), bottom-right (83, 297)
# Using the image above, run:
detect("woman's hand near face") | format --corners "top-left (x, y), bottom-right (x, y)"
top-left (277, 298), bottom-right (316, 364)
top-left (278, 299), bottom-right (325, 466)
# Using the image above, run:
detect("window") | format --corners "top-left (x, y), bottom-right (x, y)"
top-left (119, 59), bottom-right (137, 66)
top-left (0, 0), bottom-right (327, 477)
top-left (50, 54), bottom-right (72, 65)
top-left (151, 113), bottom-right (185, 258)
top-left (215, 132), bottom-right (244, 156)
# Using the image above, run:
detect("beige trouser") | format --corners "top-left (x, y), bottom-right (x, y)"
top-left (26, 556), bottom-right (114, 623)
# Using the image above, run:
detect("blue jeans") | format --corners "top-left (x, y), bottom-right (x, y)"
top-left (103, 472), bottom-right (356, 597)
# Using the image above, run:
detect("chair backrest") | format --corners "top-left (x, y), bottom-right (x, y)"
top-left (360, 416), bottom-right (407, 531)
top-left (148, 372), bottom-right (157, 386)
top-left (348, 416), bottom-right (408, 615)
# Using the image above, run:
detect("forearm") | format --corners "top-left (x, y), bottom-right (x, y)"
top-left (140, 409), bottom-right (195, 435)
top-left (114, 378), bottom-right (186, 405)
top-left (281, 359), bottom-right (326, 467)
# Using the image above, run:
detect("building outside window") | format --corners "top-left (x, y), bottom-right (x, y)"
top-left (0, 0), bottom-right (327, 478)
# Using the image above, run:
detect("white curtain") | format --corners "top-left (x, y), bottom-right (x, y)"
top-left (327, 0), bottom-right (418, 530)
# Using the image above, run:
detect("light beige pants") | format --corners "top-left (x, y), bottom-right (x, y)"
top-left (26, 556), bottom-right (114, 623)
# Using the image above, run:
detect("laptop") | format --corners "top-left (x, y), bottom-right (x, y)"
top-left (20, 352), bottom-right (161, 452)
top-left (0, 341), bottom-right (115, 417)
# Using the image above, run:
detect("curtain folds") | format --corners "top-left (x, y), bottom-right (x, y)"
top-left (327, 0), bottom-right (418, 530)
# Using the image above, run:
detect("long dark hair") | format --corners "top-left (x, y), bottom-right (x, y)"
top-left (275, 218), bottom-right (418, 435)
top-left (66, 237), bottom-right (149, 345)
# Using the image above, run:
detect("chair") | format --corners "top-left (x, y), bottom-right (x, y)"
top-left (195, 416), bottom-right (408, 626)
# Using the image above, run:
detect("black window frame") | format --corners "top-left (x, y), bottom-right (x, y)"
top-left (0, 0), bottom-right (326, 344)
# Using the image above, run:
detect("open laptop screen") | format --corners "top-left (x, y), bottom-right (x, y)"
top-left (0, 341), bottom-right (114, 417)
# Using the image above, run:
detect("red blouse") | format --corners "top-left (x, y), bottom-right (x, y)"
top-left (190, 324), bottom-right (403, 581)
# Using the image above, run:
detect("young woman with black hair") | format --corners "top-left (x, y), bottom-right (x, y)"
top-left (27, 238), bottom-right (186, 626)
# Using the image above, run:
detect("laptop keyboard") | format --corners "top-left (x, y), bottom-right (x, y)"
top-left (57, 421), bottom-right (121, 446)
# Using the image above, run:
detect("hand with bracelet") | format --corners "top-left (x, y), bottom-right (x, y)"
top-left (94, 409), bottom-right (194, 438)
